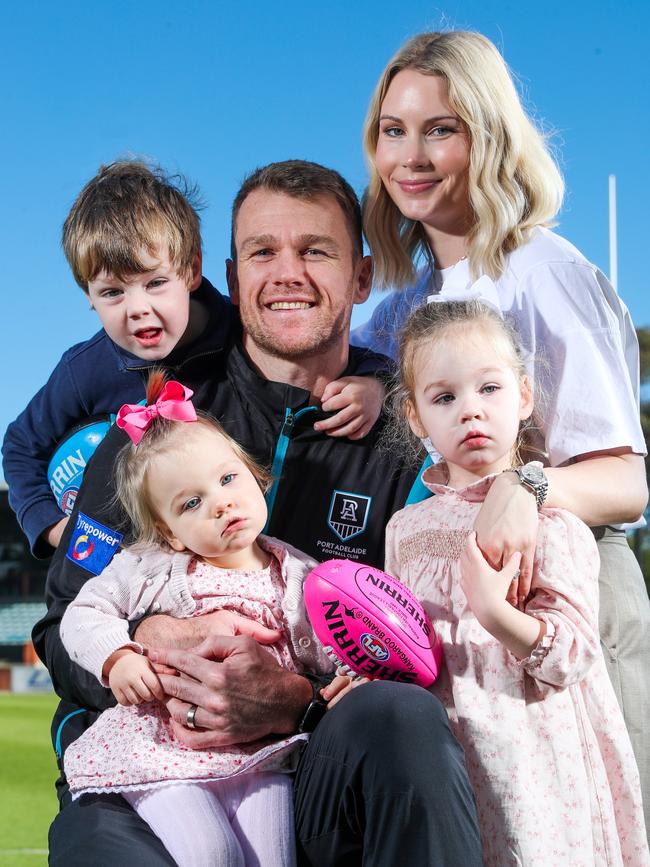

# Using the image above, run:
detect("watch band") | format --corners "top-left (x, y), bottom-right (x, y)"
top-left (297, 674), bottom-right (329, 734)
top-left (508, 461), bottom-right (548, 508)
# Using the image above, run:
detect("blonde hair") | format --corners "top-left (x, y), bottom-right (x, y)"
top-left (363, 31), bottom-right (564, 288)
top-left (63, 160), bottom-right (203, 291)
top-left (115, 372), bottom-right (271, 548)
top-left (388, 300), bottom-right (535, 464)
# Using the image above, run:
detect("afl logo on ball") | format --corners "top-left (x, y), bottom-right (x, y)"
top-left (360, 633), bottom-right (390, 662)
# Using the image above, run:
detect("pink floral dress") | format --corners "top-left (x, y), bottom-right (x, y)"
top-left (385, 473), bottom-right (649, 867)
top-left (65, 556), bottom-right (309, 795)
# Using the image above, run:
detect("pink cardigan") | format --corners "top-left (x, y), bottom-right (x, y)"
top-left (60, 535), bottom-right (333, 683)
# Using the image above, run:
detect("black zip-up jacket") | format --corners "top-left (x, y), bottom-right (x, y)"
top-left (33, 328), bottom-right (429, 773)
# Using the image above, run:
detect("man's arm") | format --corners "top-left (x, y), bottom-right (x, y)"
top-left (32, 425), bottom-right (130, 710)
top-left (134, 610), bottom-right (283, 650)
top-left (149, 635), bottom-right (313, 748)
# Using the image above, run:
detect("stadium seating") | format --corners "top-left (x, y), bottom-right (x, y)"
top-left (0, 602), bottom-right (46, 645)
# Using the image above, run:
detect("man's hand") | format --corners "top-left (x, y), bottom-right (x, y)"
top-left (134, 609), bottom-right (282, 650)
top-left (314, 376), bottom-right (386, 440)
top-left (473, 472), bottom-right (538, 605)
top-left (149, 635), bottom-right (312, 749)
top-left (105, 649), bottom-right (163, 706)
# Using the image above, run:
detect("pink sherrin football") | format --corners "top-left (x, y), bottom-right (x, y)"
top-left (304, 559), bottom-right (443, 687)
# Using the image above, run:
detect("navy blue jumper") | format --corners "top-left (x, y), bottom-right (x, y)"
top-left (2, 279), bottom-right (234, 556)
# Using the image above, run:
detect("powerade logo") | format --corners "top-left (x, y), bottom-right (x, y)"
top-left (66, 512), bottom-right (123, 575)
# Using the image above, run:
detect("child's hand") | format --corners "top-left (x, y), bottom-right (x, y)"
top-left (314, 376), bottom-right (386, 440)
top-left (473, 471), bottom-right (538, 605)
top-left (105, 649), bottom-right (163, 706)
top-left (460, 532), bottom-right (522, 627)
top-left (43, 517), bottom-right (69, 550)
top-left (319, 673), bottom-right (370, 709)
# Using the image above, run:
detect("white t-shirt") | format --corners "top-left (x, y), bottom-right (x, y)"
top-left (352, 227), bottom-right (646, 467)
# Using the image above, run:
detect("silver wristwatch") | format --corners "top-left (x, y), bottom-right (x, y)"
top-left (509, 461), bottom-right (548, 508)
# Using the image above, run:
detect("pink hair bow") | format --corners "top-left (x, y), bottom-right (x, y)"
top-left (116, 380), bottom-right (197, 445)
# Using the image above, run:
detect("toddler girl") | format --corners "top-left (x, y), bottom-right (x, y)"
top-left (60, 373), bottom-right (335, 867)
top-left (384, 300), bottom-right (648, 866)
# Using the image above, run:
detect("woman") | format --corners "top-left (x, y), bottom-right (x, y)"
top-left (353, 30), bottom-right (650, 829)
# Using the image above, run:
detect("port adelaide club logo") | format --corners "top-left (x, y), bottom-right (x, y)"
top-left (328, 490), bottom-right (371, 542)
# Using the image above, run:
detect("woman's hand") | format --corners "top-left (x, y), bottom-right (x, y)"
top-left (473, 472), bottom-right (538, 605)
top-left (315, 376), bottom-right (386, 440)
top-left (105, 649), bottom-right (163, 706)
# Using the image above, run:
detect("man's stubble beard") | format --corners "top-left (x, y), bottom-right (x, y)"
top-left (242, 308), bottom-right (351, 361)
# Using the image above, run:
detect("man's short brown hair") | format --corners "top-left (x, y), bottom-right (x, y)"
top-left (230, 160), bottom-right (363, 260)
top-left (63, 160), bottom-right (203, 292)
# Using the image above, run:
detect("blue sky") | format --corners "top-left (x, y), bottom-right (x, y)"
top-left (1, 0), bottom-right (649, 452)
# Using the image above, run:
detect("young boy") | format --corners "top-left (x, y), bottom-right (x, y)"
top-left (2, 161), bottom-right (235, 557)
top-left (3, 160), bottom-right (386, 558)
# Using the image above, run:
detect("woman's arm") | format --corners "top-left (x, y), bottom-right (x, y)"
top-left (476, 254), bottom-right (647, 592)
top-left (476, 450), bottom-right (647, 598)
top-left (546, 450), bottom-right (647, 524)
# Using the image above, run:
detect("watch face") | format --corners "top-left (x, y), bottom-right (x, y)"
top-left (522, 465), bottom-right (544, 485)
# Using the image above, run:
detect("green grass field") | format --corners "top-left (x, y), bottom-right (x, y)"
top-left (0, 692), bottom-right (59, 866)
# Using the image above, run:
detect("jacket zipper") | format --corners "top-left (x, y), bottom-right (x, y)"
top-left (264, 405), bottom-right (318, 533)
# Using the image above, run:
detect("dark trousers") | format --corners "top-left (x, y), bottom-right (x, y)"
top-left (294, 682), bottom-right (483, 866)
top-left (49, 683), bottom-right (483, 866)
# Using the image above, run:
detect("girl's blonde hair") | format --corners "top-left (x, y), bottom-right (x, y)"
top-left (115, 371), bottom-right (271, 548)
top-left (363, 31), bottom-right (564, 288)
top-left (388, 300), bottom-right (536, 465)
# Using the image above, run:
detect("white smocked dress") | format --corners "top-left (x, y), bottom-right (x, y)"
top-left (65, 555), bottom-right (311, 795)
top-left (385, 473), bottom-right (648, 867)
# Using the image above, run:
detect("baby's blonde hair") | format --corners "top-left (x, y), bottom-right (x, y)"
top-left (115, 371), bottom-right (270, 547)
top-left (387, 300), bottom-right (536, 465)
top-left (363, 30), bottom-right (564, 288)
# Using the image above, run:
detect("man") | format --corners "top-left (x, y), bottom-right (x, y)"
top-left (35, 161), bottom-right (483, 866)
